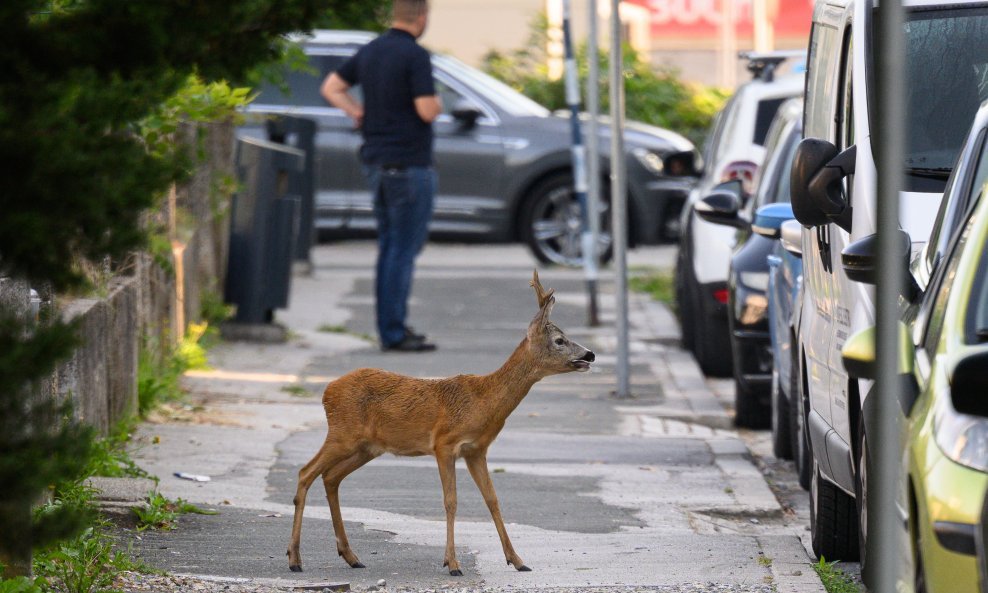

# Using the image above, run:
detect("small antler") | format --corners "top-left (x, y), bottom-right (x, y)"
top-left (530, 269), bottom-right (555, 309)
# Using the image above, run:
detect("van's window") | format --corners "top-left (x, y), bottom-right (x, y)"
top-left (252, 55), bottom-right (350, 107)
top-left (804, 23), bottom-right (840, 139)
top-left (896, 7), bottom-right (988, 190)
top-left (753, 98), bottom-right (785, 146)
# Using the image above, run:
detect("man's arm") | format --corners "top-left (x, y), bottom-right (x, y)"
top-left (414, 95), bottom-right (443, 123)
top-left (321, 72), bottom-right (364, 128)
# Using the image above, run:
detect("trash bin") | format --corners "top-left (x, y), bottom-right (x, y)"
top-left (224, 136), bottom-right (305, 326)
top-left (265, 116), bottom-right (316, 263)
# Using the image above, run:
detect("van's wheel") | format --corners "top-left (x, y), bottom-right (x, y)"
top-left (771, 367), bottom-right (793, 458)
top-left (521, 173), bottom-right (612, 267)
top-left (810, 457), bottom-right (860, 561)
top-left (791, 345), bottom-right (812, 490)
top-left (855, 417), bottom-right (870, 586)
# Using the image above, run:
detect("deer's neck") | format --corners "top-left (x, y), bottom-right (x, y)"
top-left (480, 338), bottom-right (544, 422)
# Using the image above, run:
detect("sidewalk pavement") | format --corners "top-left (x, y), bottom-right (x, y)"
top-left (102, 242), bottom-right (825, 593)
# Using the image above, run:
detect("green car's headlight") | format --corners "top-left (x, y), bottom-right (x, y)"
top-left (934, 393), bottom-right (988, 473)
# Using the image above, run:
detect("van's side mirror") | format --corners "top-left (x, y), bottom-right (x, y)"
top-left (780, 219), bottom-right (803, 257)
top-left (949, 350), bottom-right (988, 417)
top-left (790, 138), bottom-right (856, 232)
top-left (841, 231), bottom-right (919, 300)
top-left (695, 187), bottom-right (747, 229)
top-left (451, 98), bottom-right (483, 128)
top-left (752, 203), bottom-right (795, 239)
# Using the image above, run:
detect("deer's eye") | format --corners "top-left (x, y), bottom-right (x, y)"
top-left (554, 337), bottom-right (565, 346)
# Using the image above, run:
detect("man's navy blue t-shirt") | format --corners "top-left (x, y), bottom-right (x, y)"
top-left (336, 29), bottom-right (436, 168)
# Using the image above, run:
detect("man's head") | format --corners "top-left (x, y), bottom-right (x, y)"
top-left (393, 0), bottom-right (429, 37)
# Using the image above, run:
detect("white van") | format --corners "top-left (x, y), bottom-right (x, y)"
top-left (790, 0), bottom-right (988, 565)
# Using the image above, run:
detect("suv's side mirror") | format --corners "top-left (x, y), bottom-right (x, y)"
top-left (780, 219), bottom-right (803, 257)
top-left (695, 184), bottom-right (747, 229)
top-left (752, 202), bottom-right (795, 239)
top-left (451, 98), bottom-right (483, 128)
top-left (841, 230), bottom-right (919, 300)
top-left (949, 350), bottom-right (988, 417)
top-left (791, 138), bottom-right (856, 232)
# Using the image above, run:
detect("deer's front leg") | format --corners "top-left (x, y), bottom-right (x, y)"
top-left (464, 451), bottom-right (530, 571)
top-left (435, 450), bottom-right (462, 576)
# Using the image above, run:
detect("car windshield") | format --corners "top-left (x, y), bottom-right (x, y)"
top-left (433, 54), bottom-right (550, 118)
top-left (897, 7), bottom-right (988, 186)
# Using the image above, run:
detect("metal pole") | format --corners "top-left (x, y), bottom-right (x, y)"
top-left (586, 0), bottom-right (602, 327)
top-left (609, 0), bottom-right (630, 398)
top-left (871, 0), bottom-right (905, 590)
top-left (560, 0), bottom-right (598, 326)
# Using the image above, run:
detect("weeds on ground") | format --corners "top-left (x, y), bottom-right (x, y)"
top-left (133, 491), bottom-right (217, 532)
top-left (628, 268), bottom-right (676, 312)
top-left (317, 323), bottom-right (347, 333)
top-left (83, 424), bottom-right (152, 480)
top-left (813, 557), bottom-right (861, 593)
top-left (280, 384), bottom-right (311, 397)
top-left (0, 563), bottom-right (44, 593)
top-left (138, 323), bottom-right (212, 417)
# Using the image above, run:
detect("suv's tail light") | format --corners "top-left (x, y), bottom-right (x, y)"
top-left (712, 288), bottom-right (729, 304)
top-left (721, 160), bottom-right (758, 196)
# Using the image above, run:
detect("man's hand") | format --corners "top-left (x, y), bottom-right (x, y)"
top-left (321, 72), bottom-right (364, 128)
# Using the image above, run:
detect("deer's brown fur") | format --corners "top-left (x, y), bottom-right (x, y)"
top-left (286, 270), bottom-right (594, 576)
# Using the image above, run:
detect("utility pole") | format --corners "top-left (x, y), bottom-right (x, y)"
top-left (609, 0), bottom-right (630, 398)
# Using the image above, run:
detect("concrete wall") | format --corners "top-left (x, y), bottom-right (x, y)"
top-left (28, 121), bottom-right (236, 436)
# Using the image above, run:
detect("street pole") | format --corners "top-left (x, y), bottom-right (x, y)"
top-left (560, 0), bottom-right (598, 327)
top-left (609, 0), bottom-right (630, 398)
top-left (586, 0), bottom-right (602, 327)
top-left (871, 0), bottom-right (905, 590)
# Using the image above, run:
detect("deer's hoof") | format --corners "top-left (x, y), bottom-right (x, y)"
top-left (289, 565), bottom-right (303, 573)
top-left (449, 569), bottom-right (463, 577)
top-left (349, 561), bottom-right (366, 569)
top-left (517, 565), bottom-right (532, 572)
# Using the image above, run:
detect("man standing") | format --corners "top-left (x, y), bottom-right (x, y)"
top-left (321, 0), bottom-right (442, 352)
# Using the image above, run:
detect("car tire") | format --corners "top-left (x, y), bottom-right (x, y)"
top-left (771, 367), bottom-right (793, 458)
top-left (791, 344), bottom-right (812, 490)
top-left (855, 417), bottom-right (870, 587)
top-left (914, 544), bottom-right (928, 593)
top-left (734, 375), bottom-right (770, 429)
top-left (675, 256), bottom-right (696, 352)
top-left (692, 296), bottom-right (732, 377)
top-left (521, 173), bottom-right (612, 267)
top-left (810, 457), bottom-right (860, 561)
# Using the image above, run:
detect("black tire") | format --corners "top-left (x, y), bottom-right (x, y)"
top-left (810, 458), bottom-right (860, 561)
top-left (675, 257), bottom-right (696, 352)
top-left (791, 345), bottom-right (811, 490)
top-left (771, 367), bottom-right (793, 458)
top-left (521, 173), bottom-right (612, 267)
top-left (915, 544), bottom-right (928, 593)
top-left (734, 376), bottom-right (770, 429)
top-left (855, 417), bottom-right (870, 587)
top-left (692, 296), bottom-right (732, 378)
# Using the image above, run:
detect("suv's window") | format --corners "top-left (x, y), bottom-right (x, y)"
top-left (899, 7), bottom-right (988, 190)
top-left (967, 228), bottom-right (988, 344)
top-left (928, 130), bottom-right (988, 271)
top-left (433, 55), bottom-right (549, 117)
top-left (252, 54), bottom-right (350, 108)
top-left (753, 98), bottom-right (785, 146)
top-left (923, 211), bottom-right (976, 354)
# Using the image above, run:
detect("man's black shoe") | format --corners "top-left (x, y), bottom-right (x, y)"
top-left (404, 326), bottom-right (427, 341)
top-left (381, 335), bottom-right (437, 352)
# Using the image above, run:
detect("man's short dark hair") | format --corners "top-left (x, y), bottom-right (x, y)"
top-left (394, 0), bottom-right (428, 23)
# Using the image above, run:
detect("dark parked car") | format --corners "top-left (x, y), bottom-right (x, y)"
top-left (693, 98), bottom-right (802, 428)
top-left (239, 30), bottom-right (698, 265)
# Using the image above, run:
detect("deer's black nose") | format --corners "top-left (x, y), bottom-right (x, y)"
top-left (582, 350), bottom-right (595, 362)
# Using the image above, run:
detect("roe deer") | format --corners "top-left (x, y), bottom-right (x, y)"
top-left (287, 270), bottom-right (594, 576)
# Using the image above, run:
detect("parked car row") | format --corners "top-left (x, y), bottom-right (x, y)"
top-left (239, 30), bottom-right (699, 267)
top-left (678, 0), bottom-right (988, 591)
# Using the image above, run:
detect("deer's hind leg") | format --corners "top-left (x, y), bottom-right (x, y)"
top-left (322, 449), bottom-right (376, 568)
top-left (287, 440), bottom-right (353, 572)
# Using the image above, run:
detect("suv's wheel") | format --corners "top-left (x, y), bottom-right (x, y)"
top-left (810, 457), bottom-right (860, 561)
top-left (855, 417), bottom-right (870, 586)
top-left (771, 367), bottom-right (793, 458)
top-left (675, 255), bottom-right (696, 352)
top-left (791, 346), bottom-right (812, 490)
top-left (521, 173), bottom-right (612, 267)
top-left (692, 295), bottom-right (732, 377)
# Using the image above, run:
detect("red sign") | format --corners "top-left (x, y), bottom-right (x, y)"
top-left (625, 0), bottom-right (814, 42)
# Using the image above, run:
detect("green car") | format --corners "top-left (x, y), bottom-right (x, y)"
top-left (840, 169), bottom-right (988, 591)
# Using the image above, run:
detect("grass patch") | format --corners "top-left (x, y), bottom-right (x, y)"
top-left (134, 491), bottom-right (217, 532)
top-left (757, 555), bottom-right (772, 567)
top-left (84, 423), bottom-right (153, 480)
top-left (138, 322), bottom-right (212, 417)
top-left (813, 557), bottom-right (861, 593)
top-left (317, 324), bottom-right (348, 333)
top-left (628, 268), bottom-right (676, 310)
top-left (280, 384), bottom-right (311, 397)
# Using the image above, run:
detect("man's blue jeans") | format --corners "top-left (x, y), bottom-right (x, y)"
top-left (364, 165), bottom-right (436, 347)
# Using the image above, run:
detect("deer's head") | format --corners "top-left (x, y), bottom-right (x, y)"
top-left (527, 270), bottom-right (595, 375)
